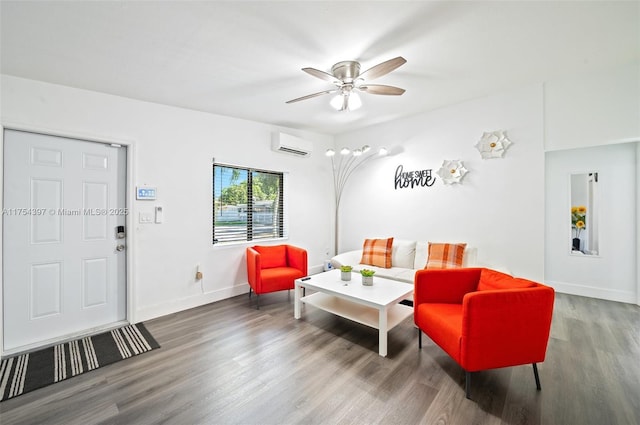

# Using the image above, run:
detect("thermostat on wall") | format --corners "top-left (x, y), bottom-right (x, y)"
top-left (136, 186), bottom-right (157, 200)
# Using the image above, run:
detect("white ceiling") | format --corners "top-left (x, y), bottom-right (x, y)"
top-left (1, 1), bottom-right (638, 136)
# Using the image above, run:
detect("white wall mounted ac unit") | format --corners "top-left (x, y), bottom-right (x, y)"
top-left (271, 132), bottom-right (312, 157)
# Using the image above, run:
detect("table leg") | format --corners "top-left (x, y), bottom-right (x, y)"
top-left (294, 281), bottom-right (302, 319)
top-left (378, 306), bottom-right (388, 357)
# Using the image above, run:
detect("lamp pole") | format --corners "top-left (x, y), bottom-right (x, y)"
top-left (327, 145), bottom-right (387, 254)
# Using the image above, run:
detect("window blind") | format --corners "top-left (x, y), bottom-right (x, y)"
top-left (213, 163), bottom-right (286, 244)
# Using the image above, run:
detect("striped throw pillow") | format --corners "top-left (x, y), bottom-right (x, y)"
top-left (425, 242), bottom-right (466, 269)
top-left (360, 238), bottom-right (394, 268)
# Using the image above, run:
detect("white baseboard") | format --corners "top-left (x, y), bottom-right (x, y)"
top-left (135, 283), bottom-right (250, 323)
top-left (546, 280), bottom-right (637, 304)
top-left (136, 265), bottom-right (327, 323)
top-left (309, 264), bottom-right (325, 275)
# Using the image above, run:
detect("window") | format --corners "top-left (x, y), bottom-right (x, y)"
top-left (213, 163), bottom-right (285, 244)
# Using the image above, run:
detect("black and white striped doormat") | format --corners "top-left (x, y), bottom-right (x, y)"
top-left (0, 323), bottom-right (159, 402)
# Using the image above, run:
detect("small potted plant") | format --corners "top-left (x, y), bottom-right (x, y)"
top-left (360, 269), bottom-right (375, 286)
top-left (340, 265), bottom-right (352, 281)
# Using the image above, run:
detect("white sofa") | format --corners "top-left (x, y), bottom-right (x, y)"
top-left (330, 239), bottom-right (478, 284)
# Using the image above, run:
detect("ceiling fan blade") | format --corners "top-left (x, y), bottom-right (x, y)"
top-left (302, 67), bottom-right (338, 83)
top-left (359, 84), bottom-right (406, 96)
top-left (286, 89), bottom-right (337, 104)
top-left (359, 56), bottom-right (407, 81)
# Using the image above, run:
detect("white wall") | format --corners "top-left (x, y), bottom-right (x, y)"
top-left (545, 143), bottom-right (637, 303)
top-left (637, 143), bottom-right (640, 305)
top-left (334, 84), bottom-right (545, 281)
top-left (0, 75), bottom-right (334, 324)
top-left (544, 63), bottom-right (640, 151)
top-left (543, 64), bottom-right (640, 305)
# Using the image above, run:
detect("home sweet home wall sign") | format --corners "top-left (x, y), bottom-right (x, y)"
top-left (394, 164), bottom-right (436, 189)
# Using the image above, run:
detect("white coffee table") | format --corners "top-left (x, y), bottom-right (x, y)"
top-left (294, 269), bottom-right (413, 357)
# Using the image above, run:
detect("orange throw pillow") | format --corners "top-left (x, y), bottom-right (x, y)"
top-left (360, 238), bottom-right (394, 268)
top-left (425, 242), bottom-right (466, 269)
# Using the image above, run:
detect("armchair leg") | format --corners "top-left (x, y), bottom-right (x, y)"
top-left (532, 363), bottom-right (541, 390)
top-left (418, 329), bottom-right (422, 349)
top-left (465, 371), bottom-right (472, 399)
top-left (248, 289), bottom-right (260, 310)
top-left (463, 366), bottom-right (538, 400)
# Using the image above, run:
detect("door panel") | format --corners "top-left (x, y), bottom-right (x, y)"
top-left (31, 178), bottom-right (63, 244)
top-left (30, 262), bottom-right (62, 318)
top-left (83, 181), bottom-right (109, 240)
top-left (3, 129), bottom-right (127, 352)
top-left (82, 152), bottom-right (108, 170)
top-left (82, 257), bottom-right (108, 307)
top-left (30, 146), bottom-right (63, 167)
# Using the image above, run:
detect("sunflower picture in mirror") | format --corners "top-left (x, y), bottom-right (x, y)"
top-left (571, 206), bottom-right (587, 238)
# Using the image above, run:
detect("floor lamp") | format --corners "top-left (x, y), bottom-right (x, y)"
top-left (327, 145), bottom-right (387, 254)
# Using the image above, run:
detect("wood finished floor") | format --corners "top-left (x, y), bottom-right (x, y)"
top-left (1, 291), bottom-right (639, 425)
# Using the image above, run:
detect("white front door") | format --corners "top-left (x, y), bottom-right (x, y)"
top-left (3, 129), bottom-right (127, 352)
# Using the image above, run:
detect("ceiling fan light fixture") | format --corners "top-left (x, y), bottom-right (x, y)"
top-left (329, 92), bottom-right (361, 112)
top-left (348, 92), bottom-right (362, 110)
top-left (330, 94), bottom-right (345, 111)
top-left (288, 56), bottom-right (406, 109)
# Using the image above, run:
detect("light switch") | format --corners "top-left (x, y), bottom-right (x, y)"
top-left (139, 212), bottom-right (153, 223)
top-left (155, 206), bottom-right (163, 223)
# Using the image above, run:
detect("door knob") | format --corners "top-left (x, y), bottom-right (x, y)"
top-left (116, 244), bottom-right (125, 252)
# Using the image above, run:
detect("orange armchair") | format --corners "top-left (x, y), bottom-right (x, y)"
top-left (414, 268), bottom-right (555, 399)
top-left (246, 244), bottom-right (308, 309)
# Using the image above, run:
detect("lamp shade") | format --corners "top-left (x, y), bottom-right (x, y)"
top-left (329, 92), bottom-right (361, 111)
top-left (330, 94), bottom-right (345, 110)
top-left (349, 92), bottom-right (362, 110)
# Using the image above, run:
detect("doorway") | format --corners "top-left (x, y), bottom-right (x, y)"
top-left (2, 129), bottom-right (128, 354)
top-left (544, 142), bottom-right (637, 304)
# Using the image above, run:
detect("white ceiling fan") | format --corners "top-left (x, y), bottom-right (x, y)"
top-left (286, 56), bottom-right (407, 111)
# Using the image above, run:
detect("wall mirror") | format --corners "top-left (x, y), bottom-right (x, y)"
top-left (570, 172), bottom-right (599, 255)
